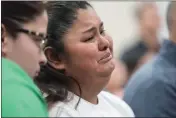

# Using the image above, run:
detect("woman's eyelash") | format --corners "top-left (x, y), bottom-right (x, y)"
top-left (100, 29), bottom-right (105, 34)
top-left (85, 36), bottom-right (94, 42)
top-left (84, 29), bottom-right (106, 42)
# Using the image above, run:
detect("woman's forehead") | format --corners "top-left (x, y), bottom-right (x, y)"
top-left (71, 8), bottom-right (102, 32)
top-left (22, 11), bottom-right (48, 35)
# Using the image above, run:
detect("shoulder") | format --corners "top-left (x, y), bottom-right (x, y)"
top-left (126, 54), bottom-right (175, 90)
top-left (2, 58), bottom-right (48, 117)
top-left (49, 102), bottom-right (79, 117)
top-left (2, 58), bottom-right (43, 99)
top-left (124, 52), bottom-right (176, 95)
top-left (124, 73), bottom-right (176, 117)
top-left (2, 58), bottom-right (41, 94)
top-left (126, 55), bottom-right (166, 85)
top-left (99, 91), bottom-right (135, 117)
top-left (2, 81), bottom-right (48, 117)
top-left (123, 56), bottom-right (176, 116)
top-left (2, 58), bottom-right (32, 83)
top-left (49, 92), bottom-right (80, 117)
top-left (2, 83), bottom-right (48, 117)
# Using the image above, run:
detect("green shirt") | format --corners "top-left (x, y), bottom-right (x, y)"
top-left (2, 58), bottom-right (48, 117)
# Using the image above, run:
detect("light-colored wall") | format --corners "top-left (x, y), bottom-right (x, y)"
top-left (156, 2), bottom-right (169, 40)
top-left (90, 1), bottom-right (138, 58)
top-left (90, 1), bottom-right (169, 58)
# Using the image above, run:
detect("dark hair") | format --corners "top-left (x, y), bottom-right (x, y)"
top-left (166, 1), bottom-right (176, 32)
top-left (34, 1), bottom-right (92, 109)
top-left (2, 1), bottom-right (45, 38)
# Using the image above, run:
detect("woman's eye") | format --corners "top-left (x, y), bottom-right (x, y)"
top-left (100, 29), bottom-right (106, 35)
top-left (32, 36), bottom-right (44, 49)
top-left (84, 36), bottom-right (94, 42)
top-left (83, 29), bottom-right (105, 42)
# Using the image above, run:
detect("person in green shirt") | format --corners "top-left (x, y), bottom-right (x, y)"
top-left (2, 1), bottom-right (48, 117)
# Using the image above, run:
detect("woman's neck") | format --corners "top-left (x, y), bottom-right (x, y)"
top-left (69, 77), bottom-right (110, 104)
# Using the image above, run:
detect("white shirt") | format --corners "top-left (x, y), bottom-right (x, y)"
top-left (49, 91), bottom-right (134, 117)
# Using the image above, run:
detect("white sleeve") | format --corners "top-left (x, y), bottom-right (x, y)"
top-left (101, 91), bottom-right (135, 117)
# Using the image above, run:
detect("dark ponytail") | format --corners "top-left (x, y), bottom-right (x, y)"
top-left (35, 63), bottom-right (82, 109)
top-left (35, 1), bottom-right (92, 109)
top-left (35, 63), bottom-right (69, 104)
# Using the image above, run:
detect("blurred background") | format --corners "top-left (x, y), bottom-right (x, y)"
top-left (90, 1), bottom-right (169, 57)
top-left (89, 1), bottom-right (170, 98)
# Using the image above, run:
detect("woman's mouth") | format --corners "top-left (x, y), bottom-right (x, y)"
top-left (34, 71), bottom-right (39, 78)
top-left (98, 52), bottom-right (112, 64)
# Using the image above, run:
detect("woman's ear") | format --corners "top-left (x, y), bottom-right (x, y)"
top-left (44, 47), bottom-right (66, 70)
top-left (2, 24), bottom-right (8, 57)
top-left (2, 24), bottom-right (6, 42)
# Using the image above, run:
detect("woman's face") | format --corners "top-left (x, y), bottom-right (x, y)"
top-left (2, 11), bottom-right (48, 78)
top-left (60, 7), bottom-right (115, 85)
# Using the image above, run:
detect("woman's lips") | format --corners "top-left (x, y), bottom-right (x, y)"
top-left (99, 52), bottom-right (112, 63)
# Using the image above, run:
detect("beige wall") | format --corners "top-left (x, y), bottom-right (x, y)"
top-left (90, 1), bottom-right (169, 58)
top-left (90, 1), bottom-right (139, 58)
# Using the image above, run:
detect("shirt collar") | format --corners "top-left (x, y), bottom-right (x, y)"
top-left (159, 39), bottom-right (176, 67)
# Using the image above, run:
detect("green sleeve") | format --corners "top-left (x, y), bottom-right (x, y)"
top-left (2, 58), bottom-right (48, 117)
top-left (2, 82), bottom-right (48, 117)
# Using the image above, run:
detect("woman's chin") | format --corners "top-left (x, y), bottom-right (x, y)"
top-left (97, 59), bottom-right (115, 77)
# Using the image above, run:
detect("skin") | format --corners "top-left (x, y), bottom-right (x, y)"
top-left (2, 11), bottom-right (48, 78)
top-left (169, 4), bottom-right (176, 44)
top-left (139, 3), bottom-right (161, 50)
top-left (46, 7), bottom-right (115, 104)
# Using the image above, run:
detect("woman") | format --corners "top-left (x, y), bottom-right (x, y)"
top-left (2, 1), bottom-right (48, 117)
top-left (35, 1), bottom-right (134, 117)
